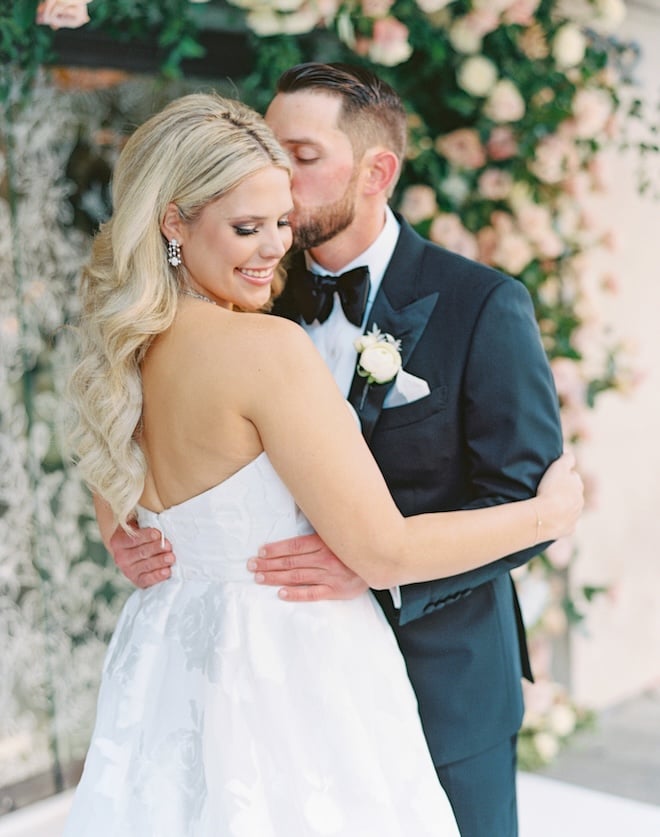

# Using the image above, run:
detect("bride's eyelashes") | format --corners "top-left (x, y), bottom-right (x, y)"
top-left (232, 218), bottom-right (291, 237)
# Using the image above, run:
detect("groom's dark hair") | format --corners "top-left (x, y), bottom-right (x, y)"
top-left (276, 62), bottom-right (407, 164)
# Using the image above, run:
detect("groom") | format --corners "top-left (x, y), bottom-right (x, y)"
top-left (107, 64), bottom-right (562, 836)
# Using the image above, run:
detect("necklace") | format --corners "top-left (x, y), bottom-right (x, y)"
top-left (180, 289), bottom-right (217, 306)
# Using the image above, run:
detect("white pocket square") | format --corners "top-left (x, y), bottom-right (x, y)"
top-left (383, 369), bottom-right (431, 408)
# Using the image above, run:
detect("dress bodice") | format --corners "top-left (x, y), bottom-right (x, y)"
top-left (136, 452), bottom-right (313, 583)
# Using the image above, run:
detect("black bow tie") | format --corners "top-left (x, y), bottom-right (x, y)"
top-left (288, 265), bottom-right (371, 327)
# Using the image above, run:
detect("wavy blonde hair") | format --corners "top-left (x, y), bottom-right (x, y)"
top-left (68, 93), bottom-right (291, 529)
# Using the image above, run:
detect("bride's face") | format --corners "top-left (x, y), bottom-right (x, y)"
top-left (173, 165), bottom-right (293, 311)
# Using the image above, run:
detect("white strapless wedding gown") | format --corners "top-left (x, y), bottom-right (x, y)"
top-left (63, 452), bottom-right (459, 836)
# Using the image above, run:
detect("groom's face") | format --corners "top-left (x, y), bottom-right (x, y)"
top-left (265, 90), bottom-right (361, 251)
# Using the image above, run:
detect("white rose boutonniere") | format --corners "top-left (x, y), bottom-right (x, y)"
top-left (354, 325), bottom-right (402, 408)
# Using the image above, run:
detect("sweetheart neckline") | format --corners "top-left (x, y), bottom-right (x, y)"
top-left (137, 450), bottom-right (269, 518)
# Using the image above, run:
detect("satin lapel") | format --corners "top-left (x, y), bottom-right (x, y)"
top-left (347, 288), bottom-right (439, 443)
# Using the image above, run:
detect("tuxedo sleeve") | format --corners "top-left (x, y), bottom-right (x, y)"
top-left (398, 277), bottom-right (563, 627)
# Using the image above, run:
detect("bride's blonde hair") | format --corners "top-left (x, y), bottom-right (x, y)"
top-left (68, 93), bottom-right (291, 529)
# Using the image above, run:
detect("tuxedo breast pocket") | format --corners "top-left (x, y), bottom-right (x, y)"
top-left (377, 385), bottom-right (448, 430)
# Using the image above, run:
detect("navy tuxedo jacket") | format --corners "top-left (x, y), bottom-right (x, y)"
top-left (273, 217), bottom-right (562, 766)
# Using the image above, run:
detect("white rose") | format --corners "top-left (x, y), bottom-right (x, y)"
top-left (359, 343), bottom-right (402, 384)
top-left (472, 0), bottom-right (516, 11)
top-left (354, 331), bottom-right (380, 352)
top-left (282, 7), bottom-right (323, 34)
top-left (549, 704), bottom-right (577, 737)
top-left (552, 24), bottom-right (587, 69)
top-left (441, 173), bottom-right (471, 205)
top-left (246, 8), bottom-right (285, 36)
top-left (457, 55), bottom-right (498, 97)
top-left (449, 18), bottom-right (483, 55)
top-left (416, 0), bottom-right (453, 12)
top-left (273, 0), bottom-right (307, 10)
top-left (593, 0), bottom-right (626, 33)
top-left (483, 79), bottom-right (525, 123)
top-left (534, 731), bottom-right (560, 763)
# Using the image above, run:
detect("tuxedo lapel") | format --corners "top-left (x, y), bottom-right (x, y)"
top-left (348, 292), bottom-right (438, 443)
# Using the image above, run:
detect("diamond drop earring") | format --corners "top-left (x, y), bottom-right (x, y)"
top-left (167, 238), bottom-right (182, 267)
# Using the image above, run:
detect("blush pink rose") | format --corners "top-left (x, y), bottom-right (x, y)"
top-left (398, 185), bottom-right (438, 224)
top-left (478, 168), bottom-right (513, 200)
top-left (36, 0), bottom-right (91, 29)
top-left (570, 88), bottom-right (614, 139)
top-left (435, 128), bottom-right (487, 170)
top-left (490, 209), bottom-right (515, 234)
top-left (550, 357), bottom-right (586, 406)
top-left (491, 230), bottom-right (534, 275)
top-left (468, 9), bottom-right (500, 35)
top-left (503, 0), bottom-right (541, 25)
top-left (486, 126), bottom-right (518, 160)
top-left (529, 134), bottom-right (579, 184)
top-left (545, 538), bottom-right (574, 570)
top-left (368, 17), bottom-right (413, 66)
top-left (476, 226), bottom-right (498, 264)
top-left (515, 202), bottom-right (564, 258)
top-left (429, 213), bottom-right (479, 259)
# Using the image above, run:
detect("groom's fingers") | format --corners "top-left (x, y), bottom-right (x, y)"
top-left (110, 526), bottom-right (174, 589)
top-left (257, 533), bottom-right (326, 559)
top-left (247, 548), bottom-right (338, 579)
top-left (249, 534), bottom-right (369, 600)
top-left (277, 584), bottom-right (342, 602)
top-left (252, 566), bottom-right (329, 586)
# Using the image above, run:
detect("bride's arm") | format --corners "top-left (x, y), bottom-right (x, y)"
top-left (238, 316), bottom-right (582, 590)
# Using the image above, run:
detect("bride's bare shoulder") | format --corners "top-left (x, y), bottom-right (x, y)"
top-left (230, 312), bottom-right (330, 391)
top-left (170, 306), bottom-right (320, 383)
top-left (231, 311), bottom-right (314, 357)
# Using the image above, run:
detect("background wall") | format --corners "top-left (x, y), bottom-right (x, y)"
top-left (571, 0), bottom-right (660, 708)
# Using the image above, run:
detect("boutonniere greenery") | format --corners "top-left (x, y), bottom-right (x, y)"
top-left (354, 325), bottom-right (402, 409)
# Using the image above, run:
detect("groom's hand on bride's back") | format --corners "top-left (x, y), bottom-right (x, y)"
top-left (108, 523), bottom-right (174, 589)
top-left (247, 534), bottom-right (368, 602)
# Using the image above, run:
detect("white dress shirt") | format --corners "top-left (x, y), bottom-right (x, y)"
top-left (301, 207), bottom-right (402, 607)
top-left (303, 207), bottom-right (400, 396)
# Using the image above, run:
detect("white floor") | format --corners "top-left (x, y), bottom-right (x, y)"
top-left (518, 773), bottom-right (660, 837)
top-left (1, 774), bottom-right (660, 836)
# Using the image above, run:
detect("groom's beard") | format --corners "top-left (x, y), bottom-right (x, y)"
top-left (291, 170), bottom-right (359, 252)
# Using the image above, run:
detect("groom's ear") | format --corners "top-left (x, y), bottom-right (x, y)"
top-left (361, 148), bottom-right (400, 198)
top-left (161, 202), bottom-right (185, 241)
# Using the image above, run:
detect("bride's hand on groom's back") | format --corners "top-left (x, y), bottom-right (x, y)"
top-left (248, 533), bottom-right (369, 602)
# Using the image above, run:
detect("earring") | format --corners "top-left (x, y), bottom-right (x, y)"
top-left (167, 238), bottom-right (182, 267)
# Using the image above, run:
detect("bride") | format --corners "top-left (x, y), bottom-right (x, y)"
top-left (64, 92), bottom-right (583, 836)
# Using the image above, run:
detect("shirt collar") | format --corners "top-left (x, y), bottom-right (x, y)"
top-left (306, 206), bottom-right (400, 312)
